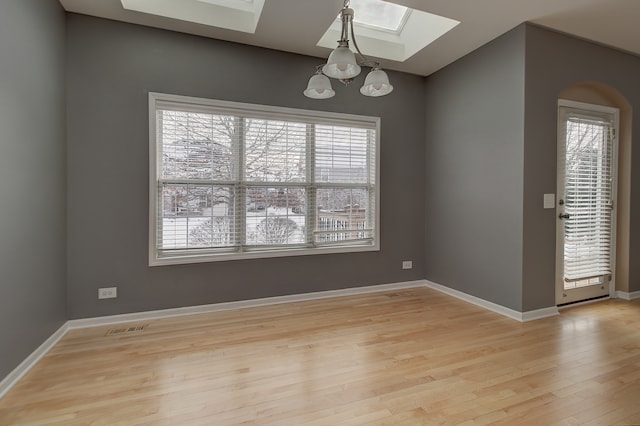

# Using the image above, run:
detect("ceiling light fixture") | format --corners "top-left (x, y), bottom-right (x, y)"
top-left (304, 0), bottom-right (393, 99)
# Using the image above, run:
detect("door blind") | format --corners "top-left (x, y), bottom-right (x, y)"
top-left (561, 111), bottom-right (614, 282)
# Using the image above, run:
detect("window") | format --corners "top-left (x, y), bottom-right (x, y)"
top-left (149, 93), bottom-right (379, 265)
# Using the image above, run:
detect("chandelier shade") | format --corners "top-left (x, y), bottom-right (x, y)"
top-left (322, 46), bottom-right (361, 80)
top-left (304, 73), bottom-right (336, 99)
top-left (360, 68), bottom-right (393, 97)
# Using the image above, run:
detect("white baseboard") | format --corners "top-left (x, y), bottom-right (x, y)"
top-left (424, 280), bottom-right (559, 322)
top-left (521, 306), bottom-right (561, 321)
top-left (2, 278), bottom-right (565, 400)
top-left (0, 322), bottom-right (69, 400)
top-left (0, 280), bottom-right (428, 400)
top-left (615, 290), bottom-right (640, 301)
top-left (67, 280), bottom-right (430, 329)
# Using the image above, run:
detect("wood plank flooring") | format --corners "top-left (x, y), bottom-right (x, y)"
top-left (1, 288), bottom-right (640, 425)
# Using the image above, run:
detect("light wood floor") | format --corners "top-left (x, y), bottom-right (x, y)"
top-left (1, 288), bottom-right (640, 425)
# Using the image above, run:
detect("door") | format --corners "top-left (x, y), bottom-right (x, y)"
top-left (556, 101), bottom-right (618, 305)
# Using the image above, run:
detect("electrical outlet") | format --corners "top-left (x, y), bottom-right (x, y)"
top-left (402, 260), bottom-right (413, 270)
top-left (98, 287), bottom-right (118, 299)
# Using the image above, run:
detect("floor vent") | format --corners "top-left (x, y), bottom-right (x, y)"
top-left (105, 325), bottom-right (147, 336)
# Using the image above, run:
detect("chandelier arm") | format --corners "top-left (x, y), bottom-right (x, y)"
top-left (349, 20), bottom-right (371, 65)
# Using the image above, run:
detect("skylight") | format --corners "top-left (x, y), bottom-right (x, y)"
top-left (121, 0), bottom-right (264, 33)
top-left (347, 0), bottom-right (410, 33)
top-left (319, 1), bottom-right (460, 62)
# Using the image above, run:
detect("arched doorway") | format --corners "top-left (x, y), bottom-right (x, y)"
top-left (557, 82), bottom-right (632, 304)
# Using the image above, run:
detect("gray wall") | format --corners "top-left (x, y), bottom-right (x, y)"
top-left (0, 0), bottom-right (67, 380)
top-left (66, 14), bottom-right (426, 319)
top-left (522, 24), bottom-right (640, 310)
top-left (424, 26), bottom-right (526, 311)
top-left (424, 23), bottom-right (640, 312)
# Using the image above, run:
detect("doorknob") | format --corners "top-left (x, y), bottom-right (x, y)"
top-left (559, 213), bottom-right (570, 219)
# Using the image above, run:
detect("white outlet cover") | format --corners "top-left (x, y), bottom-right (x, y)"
top-left (402, 261), bottom-right (413, 269)
top-left (98, 287), bottom-right (118, 299)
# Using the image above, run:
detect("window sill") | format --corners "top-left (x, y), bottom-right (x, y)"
top-left (149, 243), bottom-right (380, 266)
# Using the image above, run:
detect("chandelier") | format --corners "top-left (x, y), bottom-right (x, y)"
top-left (304, 0), bottom-right (394, 99)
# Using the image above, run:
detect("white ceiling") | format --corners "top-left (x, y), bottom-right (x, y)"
top-left (58, 0), bottom-right (640, 76)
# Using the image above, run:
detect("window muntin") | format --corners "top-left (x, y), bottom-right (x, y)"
top-left (149, 93), bottom-right (379, 265)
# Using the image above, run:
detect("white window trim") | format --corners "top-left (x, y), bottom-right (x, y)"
top-left (148, 92), bottom-right (381, 266)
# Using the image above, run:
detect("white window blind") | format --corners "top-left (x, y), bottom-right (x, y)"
top-left (315, 125), bottom-right (375, 244)
top-left (561, 111), bottom-right (614, 283)
top-left (149, 93), bottom-right (379, 265)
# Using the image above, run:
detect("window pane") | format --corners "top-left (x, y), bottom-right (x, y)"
top-left (244, 119), bottom-right (306, 182)
top-left (160, 184), bottom-right (236, 249)
top-left (348, 0), bottom-right (409, 32)
top-left (160, 110), bottom-right (236, 180)
top-left (246, 187), bottom-right (306, 245)
top-left (563, 116), bottom-right (613, 282)
top-left (316, 125), bottom-right (370, 184)
top-left (316, 188), bottom-right (372, 243)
